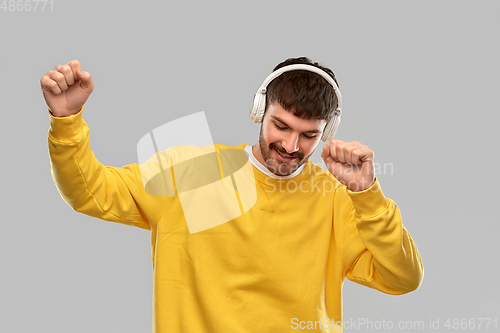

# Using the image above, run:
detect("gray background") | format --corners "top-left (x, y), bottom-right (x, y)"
top-left (1, 0), bottom-right (499, 332)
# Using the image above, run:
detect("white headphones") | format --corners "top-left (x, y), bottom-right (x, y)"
top-left (249, 64), bottom-right (342, 142)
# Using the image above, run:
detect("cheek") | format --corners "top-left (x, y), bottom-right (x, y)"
top-left (301, 138), bottom-right (320, 155)
top-left (262, 123), bottom-right (279, 143)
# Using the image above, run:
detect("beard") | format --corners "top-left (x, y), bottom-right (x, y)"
top-left (258, 127), bottom-right (313, 176)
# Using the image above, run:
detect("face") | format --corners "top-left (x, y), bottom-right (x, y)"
top-left (256, 102), bottom-right (327, 176)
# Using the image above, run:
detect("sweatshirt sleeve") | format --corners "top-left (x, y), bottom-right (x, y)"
top-left (48, 108), bottom-right (164, 230)
top-left (338, 179), bottom-right (424, 294)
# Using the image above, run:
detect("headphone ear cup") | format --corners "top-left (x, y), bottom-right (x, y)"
top-left (249, 92), bottom-right (266, 123)
top-left (321, 113), bottom-right (341, 142)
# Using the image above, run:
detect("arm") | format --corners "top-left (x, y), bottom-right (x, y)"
top-left (43, 61), bottom-right (165, 229)
top-left (323, 140), bottom-right (423, 294)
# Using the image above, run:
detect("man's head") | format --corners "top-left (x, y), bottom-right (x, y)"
top-left (256, 57), bottom-right (340, 176)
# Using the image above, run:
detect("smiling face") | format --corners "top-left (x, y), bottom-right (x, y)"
top-left (253, 102), bottom-right (327, 176)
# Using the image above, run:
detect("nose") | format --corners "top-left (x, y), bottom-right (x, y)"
top-left (281, 132), bottom-right (299, 154)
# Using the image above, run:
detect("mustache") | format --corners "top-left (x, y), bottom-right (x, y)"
top-left (269, 143), bottom-right (303, 159)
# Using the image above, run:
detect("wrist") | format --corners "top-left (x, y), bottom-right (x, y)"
top-left (49, 106), bottom-right (82, 118)
top-left (346, 178), bottom-right (375, 192)
top-left (347, 178), bottom-right (388, 218)
top-left (48, 107), bottom-right (84, 143)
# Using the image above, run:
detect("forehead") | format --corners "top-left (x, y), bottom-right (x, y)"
top-left (266, 102), bottom-right (327, 130)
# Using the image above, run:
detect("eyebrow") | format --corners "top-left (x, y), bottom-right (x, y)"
top-left (270, 115), bottom-right (322, 134)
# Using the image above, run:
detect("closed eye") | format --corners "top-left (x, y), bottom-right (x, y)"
top-left (274, 123), bottom-right (287, 131)
top-left (273, 122), bottom-right (317, 139)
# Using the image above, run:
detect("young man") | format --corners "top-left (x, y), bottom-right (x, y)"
top-left (42, 57), bottom-right (423, 332)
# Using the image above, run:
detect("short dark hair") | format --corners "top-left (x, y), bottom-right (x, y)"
top-left (266, 57), bottom-right (339, 121)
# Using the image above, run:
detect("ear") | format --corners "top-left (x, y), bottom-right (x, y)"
top-left (249, 88), bottom-right (267, 123)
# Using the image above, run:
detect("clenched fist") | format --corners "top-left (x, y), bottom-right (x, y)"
top-left (40, 60), bottom-right (94, 117)
top-left (320, 139), bottom-right (375, 192)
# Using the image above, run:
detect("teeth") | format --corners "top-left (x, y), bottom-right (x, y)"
top-left (276, 149), bottom-right (293, 159)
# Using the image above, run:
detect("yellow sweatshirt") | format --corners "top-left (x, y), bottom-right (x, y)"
top-left (48, 109), bottom-right (423, 333)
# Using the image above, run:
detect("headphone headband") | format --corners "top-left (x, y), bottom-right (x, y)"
top-left (249, 63), bottom-right (342, 142)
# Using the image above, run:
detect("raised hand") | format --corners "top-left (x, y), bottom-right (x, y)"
top-left (321, 139), bottom-right (375, 192)
top-left (40, 60), bottom-right (94, 117)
